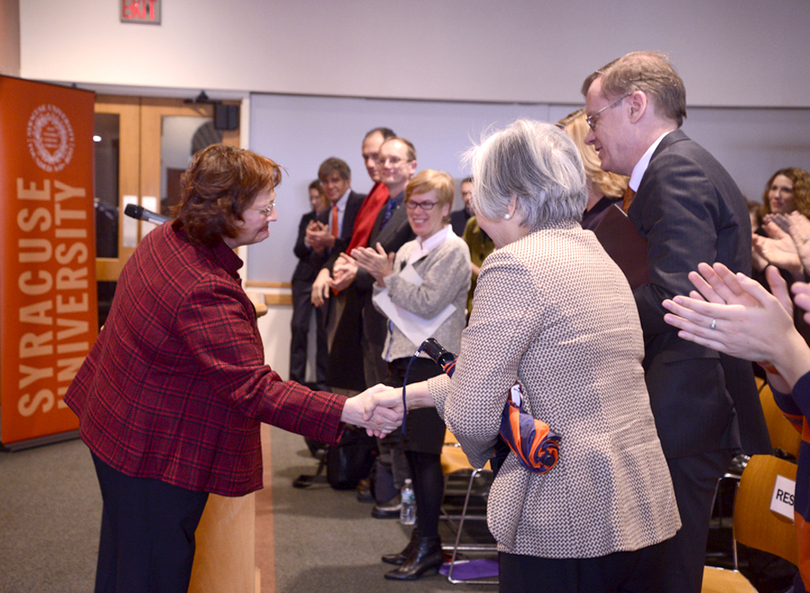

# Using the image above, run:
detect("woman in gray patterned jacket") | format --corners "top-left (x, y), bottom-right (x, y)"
top-left (366, 121), bottom-right (681, 593)
top-left (352, 169), bottom-right (471, 581)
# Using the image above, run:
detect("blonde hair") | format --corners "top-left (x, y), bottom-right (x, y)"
top-left (558, 109), bottom-right (629, 200)
top-left (406, 169), bottom-right (455, 223)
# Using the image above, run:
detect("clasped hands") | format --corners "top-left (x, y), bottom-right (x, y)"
top-left (341, 384), bottom-right (404, 437)
top-left (305, 220), bottom-right (334, 253)
top-left (309, 254), bottom-right (359, 307)
top-left (310, 243), bottom-right (395, 306)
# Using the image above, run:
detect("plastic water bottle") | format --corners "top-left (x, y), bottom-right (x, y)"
top-left (400, 479), bottom-right (416, 525)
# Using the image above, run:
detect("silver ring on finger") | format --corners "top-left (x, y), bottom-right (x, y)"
top-left (710, 319), bottom-right (717, 330)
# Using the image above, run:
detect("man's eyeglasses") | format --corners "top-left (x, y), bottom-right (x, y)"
top-left (586, 93), bottom-right (632, 130)
top-left (376, 156), bottom-right (411, 166)
top-left (406, 201), bottom-right (438, 211)
top-left (253, 202), bottom-right (276, 216)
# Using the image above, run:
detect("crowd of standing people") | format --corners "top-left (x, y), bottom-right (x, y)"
top-left (61, 48), bottom-right (808, 593)
top-left (291, 50), bottom-right (808, 593)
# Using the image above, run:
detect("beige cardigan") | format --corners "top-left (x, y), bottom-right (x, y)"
top-left (428, 221), bottom-right (680, 558)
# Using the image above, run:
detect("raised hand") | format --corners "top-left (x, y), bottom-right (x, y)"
top-left (786, 211), bottom-right (810, 277)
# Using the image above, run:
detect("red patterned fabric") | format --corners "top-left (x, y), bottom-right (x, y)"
top-left (65, 222), bottom-right (346, 496)
top-left (347, 181), bottom-right (389, 253)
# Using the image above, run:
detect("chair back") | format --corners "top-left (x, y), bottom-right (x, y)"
top-left (734, 454), bottom-right (798, 566)
top-left (759, 384), bottom-right (801, 459)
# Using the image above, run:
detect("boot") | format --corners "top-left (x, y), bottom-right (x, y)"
top-left (381, 528), bottom-right (420, 565)
top-left (384, 536), bottom-right (443, 581)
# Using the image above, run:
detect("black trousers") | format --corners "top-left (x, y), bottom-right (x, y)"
top-left (660, 449), bottom-right (733, 593)
top-left (92, 453), bottom-right (209, 593)
top-left (499, 538), bottom-right (668, 593)
top-left (289, 279), bottom-right (328, 385)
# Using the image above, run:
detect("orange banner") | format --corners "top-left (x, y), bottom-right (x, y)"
top-left (0, 76), bottom-right (97, 446)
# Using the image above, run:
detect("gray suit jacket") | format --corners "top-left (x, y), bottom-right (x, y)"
top-left (428, 223), bottom-right (680, 558)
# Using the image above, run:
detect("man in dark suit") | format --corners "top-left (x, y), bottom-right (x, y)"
top-left (583, 51), bottom-right (771, 593)
top-left (289, 180), bottom-right (329, 387)
top-left (306, 157), bottom-right (365, 262)
top-left (449, 176), bottom-right (473, 236)
top-left (303, 158), bottom-right (364, 391)
top-left (327, 137), bottom-right (418, 517)
top-left (310, 131), bottom-right (396, 394)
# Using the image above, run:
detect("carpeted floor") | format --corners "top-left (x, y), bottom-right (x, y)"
top-left (0, 435), bottom-right (99, 593)
top-left (266, 425), bottom-right (493, 593)
top-left (0, 425), bottom-right (496, 593)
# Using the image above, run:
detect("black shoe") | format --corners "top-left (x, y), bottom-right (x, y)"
top-left (371, 496), bottom-right (401, 519)
top-left (382, 529), bottom-right (420, 565)
top-left (371, 504), bottom-right (401, 519)
top-left (384, 537), bottom-right (443, 581)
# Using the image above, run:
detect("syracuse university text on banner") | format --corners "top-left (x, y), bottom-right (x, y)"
top-left (0, 76), bottom-right (97, 446)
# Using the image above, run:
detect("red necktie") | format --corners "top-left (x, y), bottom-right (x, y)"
top-left (331, 205), bottom-right (339, 237)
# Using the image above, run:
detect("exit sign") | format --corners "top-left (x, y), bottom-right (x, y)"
top-left (121, 0), bottom-right (161, 24)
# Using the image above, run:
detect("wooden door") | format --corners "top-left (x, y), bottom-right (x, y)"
top-left (93, 96), bottom-right (240, 324)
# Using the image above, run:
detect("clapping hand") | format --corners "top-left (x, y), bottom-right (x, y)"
top-left (786, 211), bottom-right (810, 278)
top-left (306, 220), bottom-right (334, 252)
top-left (753, 216), bottom-right (804, 279)
top-left (662, 262), bottom-right (810, 389)
top-left (351, 243), bottom-right (395, 286)
top-left (328, 253), bottom-right (359, 292)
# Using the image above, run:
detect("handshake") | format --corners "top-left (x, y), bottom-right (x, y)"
top-left (339, 384), bottom-right (407, 437)
top-left (340, 381), bottom-right (435, 437)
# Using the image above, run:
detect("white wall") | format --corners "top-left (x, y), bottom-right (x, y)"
top-left (19, 0), bottom-right (810, 108)
top-left (247, 93), bottom-right (810, 283)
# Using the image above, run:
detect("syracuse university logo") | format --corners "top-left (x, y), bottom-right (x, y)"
top-left (26, 104), bottom-right (75, 173)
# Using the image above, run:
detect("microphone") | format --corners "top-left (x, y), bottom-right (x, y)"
top-left (419, 337), bottom-right (457, 376)
top-left (124, 203), bottom-right (170, 225)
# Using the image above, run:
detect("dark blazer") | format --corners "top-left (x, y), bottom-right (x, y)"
top-left (291, 211), bottom-right (328, 283)
top-left (326, 192), bottom-right (416, 391)
top-left (315, 190), bottom-right (365, 260)
top-left (449, 209), bottom-right (471, 237)
top-left (360, 193), bottom-right (417, 355)
top-left (628, 129), bottom-right (771, 458)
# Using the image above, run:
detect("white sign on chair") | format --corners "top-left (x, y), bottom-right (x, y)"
top-left (770, 474), bottom-right (796, 522)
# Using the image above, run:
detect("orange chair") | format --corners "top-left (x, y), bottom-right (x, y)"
top-left (759, 383), bottom-right (801, 460)
top-left (702, 455), bottom-right (799, 593)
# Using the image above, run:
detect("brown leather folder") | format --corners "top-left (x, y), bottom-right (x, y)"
top-left (592, 204), bottom-right (649, 289)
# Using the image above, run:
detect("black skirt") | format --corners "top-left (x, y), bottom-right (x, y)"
top-left (386, 357), bottom-right (447, 455)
